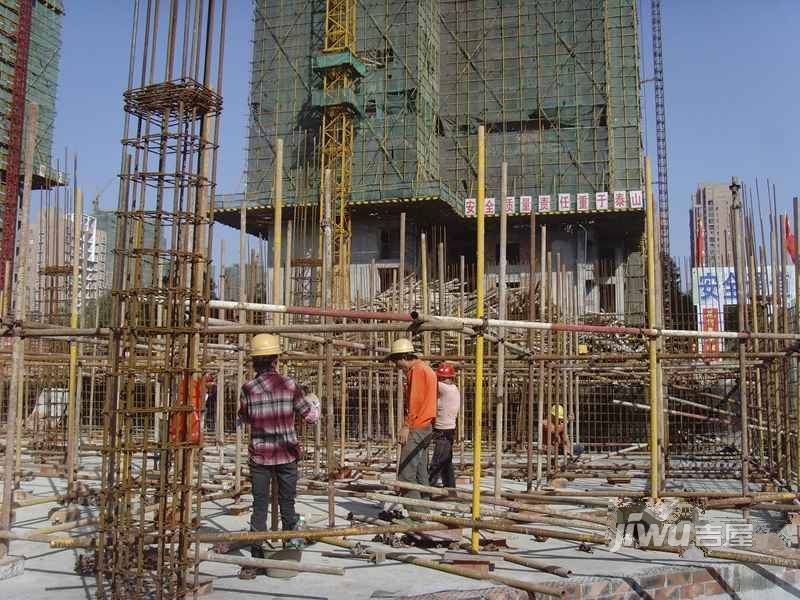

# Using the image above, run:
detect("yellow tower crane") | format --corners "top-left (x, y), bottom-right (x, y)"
top-left (315, 0), bottom-right (364, 306)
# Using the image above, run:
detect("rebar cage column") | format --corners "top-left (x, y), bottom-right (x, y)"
top-left (96, 1), bottom-right (225, 598)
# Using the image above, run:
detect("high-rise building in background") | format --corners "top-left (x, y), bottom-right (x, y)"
top-left (0, 0), bottom-right (65, 292)
top-left (27, 208), bottom-right (106, 320)
top-left (216, 0), bottom-right (647, 322)
top-left (94, 209), bottom-right (164, 292)
top-left (689, 182), bottom-right (734, 268)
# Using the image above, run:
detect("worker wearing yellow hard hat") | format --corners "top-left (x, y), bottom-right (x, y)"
top-left (250, 333), bottom-right (282, 357)
top-left (238, 333), bottom-right (321, 578)
top-left (544, 404), bottom-right (572, 468)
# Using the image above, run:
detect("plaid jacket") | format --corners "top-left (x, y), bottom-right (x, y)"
top-left (239, 369), bottom-right (319, 466)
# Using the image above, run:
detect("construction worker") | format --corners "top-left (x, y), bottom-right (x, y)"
top-left (238, 333), bottom-right (321, 579)
top-left (386, 338), bottom-right (436, 513)
top-left (544, 404), bottom-right (572, 465)
top-left (428, 363), bottom-right (460, 489)
top-left (204, 374), bottom-right (217, 433)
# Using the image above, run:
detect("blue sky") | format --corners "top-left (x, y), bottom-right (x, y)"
top-left (53, 2), bottom-right (799, 264)
top-left (641, 0), bottom-right (800, 256)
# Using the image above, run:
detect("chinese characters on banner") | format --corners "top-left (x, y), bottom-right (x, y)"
top-left (538, 195), bottom-right (551, 212)
top-left (462, 190), bottom-right (645, 215)
top-left (701, 307), bottom-right (721, 354)
top-left (692, 266), bottom-right (796, 354)
top-left (465, 198), bottom-right (477, 217)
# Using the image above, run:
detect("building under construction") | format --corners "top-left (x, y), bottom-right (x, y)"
top-left (216, 0), bottom-right (646, 322)
top-left (0, 0), bottom-right (64, 294)
top-left (3, 2), bottom-right (800, 599)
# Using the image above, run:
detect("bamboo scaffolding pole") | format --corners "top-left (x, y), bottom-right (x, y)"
top-left (366, 492), bottom-right (605, 531)
top-left (421, 232), bottom-right (430, 355)
top-left (526, 213), bottom-right (536, 491)
top-left (495, 160), bottom-right (507, 498)
top-left (323, 169), bottom-right (336, 527)
top-left (647, 158), bottom-right (660, 499)
top-left (438, 242), bottom-right (446, 355)
top-left (67, 186), bottom-right (83, 493)
top-left (199, 550), bottom-right (344, 576)
top-left (501, 553), bottom-right (571, 578)
top-left (731, 177), bottom-right (751, 507)
top-left (407, 511), bottom-right (606, 545)
top-left (795, 195), bottom-right (800, 490)
top-left (272, 137), bottom-right (283, 325)
top-left (235, 198), bottom-right (246, 492)
top-left (0, 103), bottom-right (37, 560)
top-left (195, 521), bottom-right (454, 543)
top-left (319, 534), bottom-right (564, 597)
top-left (536, 226), bottom-right (547, 486)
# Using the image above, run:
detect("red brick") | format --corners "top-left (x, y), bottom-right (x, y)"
top-left (691, 570), bottom-right (713, 584)
top-left (584, 581), bottom-right (611, 597)
top-left (783, 569), bottom-right (800, 584)
top-left (665, 571), bottom-right (692, 587)
top-left (608, 580), bottom-right (633, 596)
top-left (703, 581), bottom-right (724, 596)
top-left (679, 583), bottom-right (706, 599)
top-left (653, 586), bottom-right (681, 600)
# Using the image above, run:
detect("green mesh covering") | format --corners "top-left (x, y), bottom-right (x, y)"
top-left (0, 0), bottom-right (63, 188)
top-left (237, 1), bottom-right (642, 217)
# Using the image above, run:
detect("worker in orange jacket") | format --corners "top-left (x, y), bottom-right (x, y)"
top-left (386, 338), bottom-right (436, 513)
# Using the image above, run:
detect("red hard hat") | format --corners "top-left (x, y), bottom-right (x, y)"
top-left (436, 363), bottom-right (455, 378)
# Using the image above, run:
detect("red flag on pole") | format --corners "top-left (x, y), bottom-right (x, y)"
top-left (695, 220), bottom-right (705, 267)
top-left (785, 214), bottom-right (797, 264)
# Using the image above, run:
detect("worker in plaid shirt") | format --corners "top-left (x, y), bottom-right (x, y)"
top-left (238, 333), bottom-right (320, 578)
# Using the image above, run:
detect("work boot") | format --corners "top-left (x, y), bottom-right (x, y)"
top-left (285, 537), bottom-right (305, 550)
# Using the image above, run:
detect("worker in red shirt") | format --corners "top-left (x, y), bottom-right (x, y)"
top-left (386, 338), bottom-right (436, 512)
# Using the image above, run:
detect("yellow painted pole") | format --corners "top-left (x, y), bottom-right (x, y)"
top-left (272, 138), bottom-right (283, 322)
top-left (471, 125), bottom-right (486, 551)
top-left (67, 187), bottom-right (83, 493)
top-left (644, 158), bottom-right (659, 499)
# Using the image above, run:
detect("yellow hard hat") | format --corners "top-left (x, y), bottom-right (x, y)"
top-left (577, 343), bottom-right (589, 355)
top-left (385, 337), bottom-right (417, 360)
top-left (551, 404), bottom-right (565, 420)
top-left (251, 333), bottom-right (282, 357)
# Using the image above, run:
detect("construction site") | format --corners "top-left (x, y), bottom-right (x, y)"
top-left (1, 1), bottom-right (800, 599)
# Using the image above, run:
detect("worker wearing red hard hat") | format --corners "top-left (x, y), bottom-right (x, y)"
top-left (428, 362), bottom-right (460, 488)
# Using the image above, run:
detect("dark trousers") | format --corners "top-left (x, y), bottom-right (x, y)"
top-left (250, 461), bottom-right (298, 557)
top-left (398, 425), bottom-right (433, 512)
top-left (428, 428), bottom-right (456, 488)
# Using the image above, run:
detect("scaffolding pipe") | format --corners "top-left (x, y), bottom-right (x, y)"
top-left (471, 124), bottom-right (486, 552)
top-left (495, 160), bottom-right (507, 498)
top-left (0, 104), bottom-right (36, 560)
top-left (645, 159), bottom-right (659, 498)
